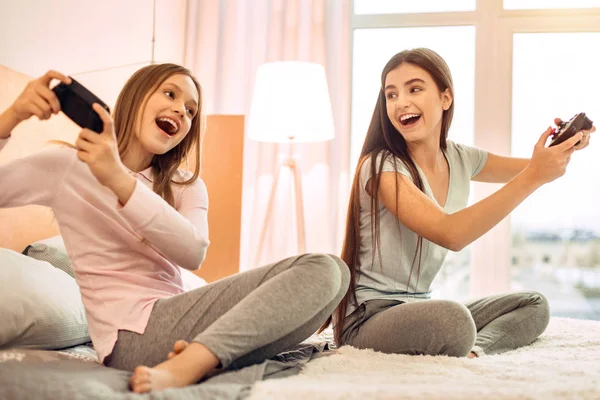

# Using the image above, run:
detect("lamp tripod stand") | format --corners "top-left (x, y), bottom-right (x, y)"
top-left (254, 143), bottom-right (306, 266)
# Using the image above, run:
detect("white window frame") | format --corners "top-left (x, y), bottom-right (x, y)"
top-left (349, 0), bottom-right (600, 298)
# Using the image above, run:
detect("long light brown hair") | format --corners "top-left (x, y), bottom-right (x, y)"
top-left (113, 63), bottom-right (204, 206)
top-left (319, 48), bottom-right (455, 345)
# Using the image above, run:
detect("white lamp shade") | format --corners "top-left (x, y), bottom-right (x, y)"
top-left (247, 61), bottom-right (335, 143)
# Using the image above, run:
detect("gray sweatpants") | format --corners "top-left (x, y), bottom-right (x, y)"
top-left (341, 291), bottom-right (550, 357)
top-left (105, 253), bottom-right (350, 371)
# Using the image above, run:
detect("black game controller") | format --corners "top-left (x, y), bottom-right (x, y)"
top-left (52, 77), bottom-right (110, 133)
top-left (549, 112), bottom-right (594, 147)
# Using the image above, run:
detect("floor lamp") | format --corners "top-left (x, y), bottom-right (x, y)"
top-left (248, 61), bottom-right (335, 266)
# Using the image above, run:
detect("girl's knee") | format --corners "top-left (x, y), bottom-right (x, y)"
top-left (530, 291), bottom-right (549, 312)
top-left (526, 291), bottom-right (550, 335)
top-left (441, 302), bottom-right (476, 357)
top-left (298, 253), bottom-right (349, 296)
top-left (326, 254), bottom-right (350, 290)
top-left (411, 301), bottom-right (475, 357)
top-left (448, 303), bottom-right (477, 357)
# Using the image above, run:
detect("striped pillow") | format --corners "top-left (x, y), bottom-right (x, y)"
top-left (0, 249), bottom-right (90, 350)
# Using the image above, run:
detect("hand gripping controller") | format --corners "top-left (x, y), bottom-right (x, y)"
top-left (549, 113), bottom-right (593, 147)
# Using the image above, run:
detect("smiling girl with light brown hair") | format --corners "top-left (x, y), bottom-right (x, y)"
top-left (0, 64), bottom-right (349, 393)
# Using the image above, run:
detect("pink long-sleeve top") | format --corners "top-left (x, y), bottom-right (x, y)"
top-left (0, 137), bottom-right (210, 363)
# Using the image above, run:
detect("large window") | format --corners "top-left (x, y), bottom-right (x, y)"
top-left (350, 1), bottom-right (600, 314)
top-left (510, 32), bottom-right (600, 319)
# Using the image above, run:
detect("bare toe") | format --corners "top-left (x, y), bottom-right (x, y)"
top-left (130, 366), bottom-right (152, 393)
top-left (129, 343), bottom-right (217, 392)
top-left (132, 382), bottom-right (151, 394)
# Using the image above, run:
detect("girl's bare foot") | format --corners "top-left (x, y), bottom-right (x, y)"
top-left (168, 340), bottom-right (189, 359)
top-left (129, 342), bottom-right (219, 393)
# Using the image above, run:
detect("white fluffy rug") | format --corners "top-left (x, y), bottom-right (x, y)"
top-left (249, 318), bottom-right (600, 400)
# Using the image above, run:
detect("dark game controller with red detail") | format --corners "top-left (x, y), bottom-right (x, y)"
top-left (549, 112), bottom-right (594, 147)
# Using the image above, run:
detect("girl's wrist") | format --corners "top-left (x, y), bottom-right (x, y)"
top-left (0, 106), bottom-right (22, 139)
top-left (519, 166), bottom-right (545, 189)
top-left (106, 168), bottom-right (137, 205)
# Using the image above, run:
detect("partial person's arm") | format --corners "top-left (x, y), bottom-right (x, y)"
top-left (116, 178), bottom-right (210, 271)
top-left (1, 70), bottom-right (70, 151)
top-left (473, 119), bottom-right (595, 184)
top-left (375, 128), bottom-right (582, 252)
top-left (0, 107), bottom-right (20, 138)
top-left (0, 69), bottom-right (75, 204)
top-left (0, 107), bottom-right (20, 151)
top-left (472, 153), bottom-right (529, 183)
top-left (0, 146), bottom-right (75, 209)
top-left (79, 104), bottom-right (210, 271)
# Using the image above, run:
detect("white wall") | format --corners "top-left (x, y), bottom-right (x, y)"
top-left (0, 0), bottom-right (187, 108)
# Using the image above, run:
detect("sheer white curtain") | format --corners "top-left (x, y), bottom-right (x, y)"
top-left (183, 0), bottom-right (351, 270)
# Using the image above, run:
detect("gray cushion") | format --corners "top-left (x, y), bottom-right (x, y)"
top-left (23, 235), bottom-right (74, 278)
top-left (0, 248), bottom-right (90, 350)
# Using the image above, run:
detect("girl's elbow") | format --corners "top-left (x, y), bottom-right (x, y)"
top-left (194, 238), bottom-right (210, 269)
top-left (180, 238), bottom-right (210, 271)
top-left (447, 241), bottom-right (466, 252)
top-left (438, 219), bottom-right (467, 251)
top-left (440, 234), bottom-right (466, 252)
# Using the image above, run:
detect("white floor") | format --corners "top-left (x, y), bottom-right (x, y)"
top-left (249, 317), bottom-right (600, 400)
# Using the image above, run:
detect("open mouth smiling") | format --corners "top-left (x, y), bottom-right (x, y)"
top-left (155, 117), bottom-right (180, 136)
top-left (399, 113), bottom-right (421, 127)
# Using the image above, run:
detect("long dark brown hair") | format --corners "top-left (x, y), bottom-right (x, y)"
top-left (319, 48), bottom-right (455, 345)
top-left (113, 63), bottom-right (204, 206)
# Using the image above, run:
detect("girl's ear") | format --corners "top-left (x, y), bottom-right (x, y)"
top-left (441, 88), bottom-right (453, 111)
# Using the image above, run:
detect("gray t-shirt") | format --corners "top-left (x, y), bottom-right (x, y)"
top-left (352, 140), bottom-right (488, 312)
